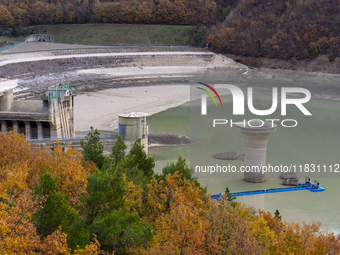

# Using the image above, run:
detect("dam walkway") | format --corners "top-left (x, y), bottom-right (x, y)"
top-left (27, 134), bottom-right (118, 149)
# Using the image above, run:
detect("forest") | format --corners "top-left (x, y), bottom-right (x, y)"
top-left (206, 0), bottom-right (340, 60)
top-left (0, 0), bottom-right (218, 27)
top-left (1, 128), bottom-right (340, 254)
top-left (1, 0), bottom-right (340, 61)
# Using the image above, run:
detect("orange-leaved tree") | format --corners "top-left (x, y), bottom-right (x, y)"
top-left (45, 143), bottom-right (89, 207)
top-left (0, 131), bottom-right (48, 191)
top-left (0, 191), bottom-right (70, 254)
top-left (0, 5), bottom-right (15, 26)
top-left (260, 209), bottom-right (340, 254)
top-left (138, 172), bottom-right (209, 254)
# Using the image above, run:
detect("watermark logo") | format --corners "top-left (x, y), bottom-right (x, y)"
top-left (196, 82), bottom-right (222, 115)
top-left (197, 83), bottom-right (312, 127)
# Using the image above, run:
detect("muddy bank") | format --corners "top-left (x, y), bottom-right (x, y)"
top-left (148, 132), bottom-right (195, 146)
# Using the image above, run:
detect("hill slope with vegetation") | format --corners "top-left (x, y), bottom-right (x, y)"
top-left (1, 23), bottom-right (197, 46)
top-left (207, 0), bottom-right (340, 61)
top-left (0, 0), bottom-right (217, 27)
top-left (1, 0), bottom-right (340, 64)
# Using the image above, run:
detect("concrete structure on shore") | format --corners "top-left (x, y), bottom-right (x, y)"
top-left (30, 111), bottom-right (150, 154)
top-left (235, 120), bottom-right (277, 183)
top-left (118, 112), bottom-right (148, 154)
top-left (0, 86), bottom-right (74, 139)
top-left (0, 88), bottom-right (150, 154)
top-left (25, 34), bottom-right (54, 42)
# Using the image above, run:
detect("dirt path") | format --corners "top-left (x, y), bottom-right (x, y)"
top-left (0, 51), bottom-right (214, 66)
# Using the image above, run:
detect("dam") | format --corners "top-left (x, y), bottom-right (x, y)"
top-left (0, 86), bottom-right (74, 139)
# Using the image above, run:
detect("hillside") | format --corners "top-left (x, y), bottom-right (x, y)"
top-left (0, 23), bottom-right (197, 47)
top-left (206, 0), bottom-right (340, 61)
top-left (1, 0), bottom-right (340, 72)
top-left (0, 0), bottom-right (217, 27)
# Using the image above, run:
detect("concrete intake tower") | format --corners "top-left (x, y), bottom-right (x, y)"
top-left (118, 112), bottom-right (148, 154)
top-left (235, 120), bottom-right (277, 183)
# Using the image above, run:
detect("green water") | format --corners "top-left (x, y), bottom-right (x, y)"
top-left (148, 94), bottom-right (340, 234)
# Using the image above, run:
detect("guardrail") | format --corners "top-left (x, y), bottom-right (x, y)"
top-left (27, 134), bottom-right (118, 143)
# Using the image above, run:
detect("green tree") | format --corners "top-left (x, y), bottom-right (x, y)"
top-left (155, 156), bottom-right (205, 192)
top-left (225, 187), bottom-right (237, 207)
top-left (11, 26), bottom-right (17, 37)
top-left (80, 127), bottom-right (105, 169)
top-left (225, 187), bottom-right (236, 202)
top-left (126, 139), bottom-right (155, 181)
top-left (67, 217), bottom-right (91, 251)
top-left (110, 135), bottom-right (127, 168)
top-left (82, 168), bottom-right (126, 226)
top-left (158, 156), bottom-right (193, 181)
top-left (274, 209), bottom-right (282, 221)
top-left (125, 165), bottom-right (149, 191)
top-left (221, 5), bottom-right (232, 20)
top-left (33, 173), bottom-right (78, 238)
top-left (89, 210), bottom-right (153, 253)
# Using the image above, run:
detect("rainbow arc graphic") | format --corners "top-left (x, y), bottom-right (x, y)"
top-left (196, 82), bottom-right (222, 106)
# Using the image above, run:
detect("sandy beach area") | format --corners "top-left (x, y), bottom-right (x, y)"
top-left (74, 84), bottom-right (190, 132)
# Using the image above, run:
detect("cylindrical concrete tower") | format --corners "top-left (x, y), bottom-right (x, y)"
top-left (0, 89), bottom-right (13, 111)
top-left (235, 120), bottom-right (277, 183)
top-left (118, 112), bottom-right (148, 154)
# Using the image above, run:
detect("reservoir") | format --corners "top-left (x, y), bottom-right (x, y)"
top-left (148, 93), bottom-right (340, 234)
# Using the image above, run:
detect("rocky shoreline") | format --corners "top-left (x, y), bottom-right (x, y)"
top-left (148, 132), bottom-right (195, 146)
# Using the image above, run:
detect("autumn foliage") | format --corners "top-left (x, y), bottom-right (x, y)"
top-left (0, 132), bottom-right (100, 254)
top-left (206, 0), bottom-right (340, 61)
top-left (1, 0), bottom-right (338, 62)
top-left (0, 0), bottom-right (216, 27)
top-left (0, 131), bottom-right (339, 254)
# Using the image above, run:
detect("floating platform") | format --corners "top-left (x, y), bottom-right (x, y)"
top-left (282, 178), bottom-right (300, 186)
top-left (211, 182), bottom-right (325, 200)
top-left (280, 172), bottom-right (298, 179)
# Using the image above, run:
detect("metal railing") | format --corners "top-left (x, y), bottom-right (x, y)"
top-left (27, 134), bottom-right (118, 143)
top-left (47, 85), bottom-right (72, 101)
top-left (0, 41), bottom-right (25, 52)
